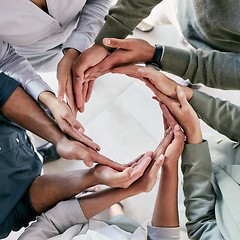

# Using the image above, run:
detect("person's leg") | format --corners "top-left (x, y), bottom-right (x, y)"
top-left (105, 202), bottom-right (141, 233)
top-left (0, 191), bottom-right (37, 239)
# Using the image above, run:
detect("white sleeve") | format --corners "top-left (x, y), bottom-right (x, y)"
top-left (63, 0), bottom-right (112, 53)
top-left (0, 41), bottom-right (53, 101)
top-left (147, 222), bottom-right (180, 240)
top-left (18, 198), bottom-right (88, 240)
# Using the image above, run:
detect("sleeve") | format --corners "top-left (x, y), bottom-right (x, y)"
top-left (0, 41), bottom-right (53, 102)
top-left (95, 0), bottom-right (163, 51)
top-left (63, 0), bottom-right (112, 53)
top-left (181, 141), bottom-right (223, 239)
top-left (147, 222), bottom-right (180, 240)
top-left (189, 90), bottom-right (240, 142)
top-left (18, 198), bottom-right (88, 240)
top-left (161, 46), bottom-right (240, 90)
top-left (0, 72), bottom-right (20, 110)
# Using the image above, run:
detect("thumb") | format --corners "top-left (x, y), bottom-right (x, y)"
top-left (57, 77), bottom-right (67, 102)
top-left (103, 38), bottom-right (129, 49)
top-left (176, 86), bottom-right (188, 107)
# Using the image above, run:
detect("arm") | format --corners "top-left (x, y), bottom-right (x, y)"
top-left (161, 46), bottom-right (240, 90)
top-left (189, 90), bottom-right (240, 143)
top-left (19, 151), bottom-right (164, 240)
top-left (147, 113), bottom-right (184, 240)
top-left (57, 0), bottom-right (112, 112)
top-left (154, 88), bottom-right (223, 239)
top-left (0, 41), bottom-right (52, 102)
top-left (1, 83), bottom-right (123, 170)
top-left (112, 65), bottom-right (240, 142)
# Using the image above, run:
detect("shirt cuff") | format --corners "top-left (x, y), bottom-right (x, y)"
top-left (45, 198), bottom-right (88, 234)
top-left (147, 222), bottom-right (180, 240)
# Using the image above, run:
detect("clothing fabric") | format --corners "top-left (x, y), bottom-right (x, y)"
top-left (95, 0), bottom-right (240, 90)
top-left (0, 73), bottom-right (42, 238)
top-left (0, 0), bottom-right (111, 101)
top-left (18, 198), bottom-right (180, 240)
top-left (0, 191), bottom-right (38, 239)
top-left (179, 89), bottom-right (240, 240)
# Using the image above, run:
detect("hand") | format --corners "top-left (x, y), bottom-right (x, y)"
top-left (56, 136), bottom-right (125, 171)
top-left (154, 87), bottom-right (202, 144)
top-left (161, 111), bottom-right (185, 167)
top-left (39, 91), bottom-right (100, 151)
top-left (93, 152), bottom-right (153, 188)
top-left (72, 43), bottom-right (109, 112)
top-left (83, 38), bottom-right (155, 82)
top-left (129, 152), bottom-right (165, 194)
top-left (111, 65), bottom-right (193, 101)
top-left (57, 48), bottom-right (80, 116)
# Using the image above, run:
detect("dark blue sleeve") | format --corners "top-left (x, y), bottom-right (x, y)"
top-left (0, 72), bottom-right (20, 110)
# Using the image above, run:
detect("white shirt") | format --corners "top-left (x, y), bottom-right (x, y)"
top-left (18, 199), bottom-right (180, 240)
top-left (0, 0), bottom-right (111, 101)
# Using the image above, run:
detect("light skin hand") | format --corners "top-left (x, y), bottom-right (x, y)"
top-left (72, 43), bottom-right (109, 112)
top-left (57, 48), bottom-right (80, 116)
top-left (84, 38), bottom-right (155, 82)
top-left (111, 65), bottom-right (193, 101)
top-left (78, 152), bottom-right (164, 220)
top-left (39, 91), bottom-right (100, 151)
top-left (155, 87), bottom-right (203, 144)
top-left (56, 135), bottom-right (125, 170)
top-left (93, 151), bottom-right (153, 188)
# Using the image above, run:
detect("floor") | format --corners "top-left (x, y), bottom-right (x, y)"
top-left (5, 24), bottom-right (240, 240)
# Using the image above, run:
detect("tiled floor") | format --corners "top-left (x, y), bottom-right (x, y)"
top-left (5, 24), bottom-right (240, 240)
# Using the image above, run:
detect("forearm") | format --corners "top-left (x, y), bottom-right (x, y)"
top-left (161, 46), bottom-right (240, 90)
top-left (1, 87), bottom-right (64, 146)
top-left (95, 0), bottom-right (162, 51)
top-left (182, 142), bottom-right (222, 239)
top-left (189, 90), bottom-right (240, 142)
top-left (78, 185), bottom-right (139, 219)
top-left (29, 168), bottom-right (96, 213)
top-left (0, 41), bottom-right (53, 101)
top-left (151, 163), bottom-right (179, 228)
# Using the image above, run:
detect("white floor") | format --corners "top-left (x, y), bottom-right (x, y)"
top-left (5, 24), bottom-right (240, 240)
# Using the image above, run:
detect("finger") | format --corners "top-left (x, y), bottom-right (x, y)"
top-left (151, 154), bottom-right (165, 175)
top-left (76, 149), bottom-right (93, 168)
top-left (57, 76), bottom-right (67, 102)
top-left (125, 153), bottom-right (145, 167)
top-left (109, 167), bottom-right (133, 184)
top-left (103, 38), bottom-right (131, 49)
top-left (130, 156), bottom-right (152, 182)
top-left (73, 74), bottom-right (84, 110)
top-left (160, 104), bottom-right (178, 130)
top-left (153, 129), bottom-right (174, 159)
top-left (176, 86), bottom-right (188, 107)
top-left (86, 80), bottom-right (95, 103)
top-left (82, 81), bottom-right (88, 104)
top-left (65, 77), bottom-right (78, 116)
top-left (93, 153), bottom-right (125, 171)
top-left (78, 134), bottom-right (101, 151)
top-left (61, 108), bottom-right (84, 131)
top-left (173, 124), bottom-right (185, 141)
top-left (110, 65), bottom-right (139, 75)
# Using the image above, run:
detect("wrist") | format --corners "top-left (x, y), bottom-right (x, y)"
top-left (63, 48), bottom-right (80, 58)
top-left (185, 128), bottom-right (203, 144)
top-left (38, 91), bottom-right (57, 110)
top-left (145, 45), bottom-right (163, 70)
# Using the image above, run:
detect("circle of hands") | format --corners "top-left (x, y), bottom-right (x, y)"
top-left (54, 38), bottom-right (201, 191)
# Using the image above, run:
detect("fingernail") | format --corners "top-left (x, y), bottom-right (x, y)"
top-left (79, 127), bottom-right (84, 133)
top-left (175, 125), bottom-right (181, 131)
top-left (137, 68), bottom-right (145, 74)
top-left (58, 96), bottom-right (64, 102)
top-left (76, 77), bottom-right (81, 82)
top-left (104, 39), bottom-right (111, 45)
